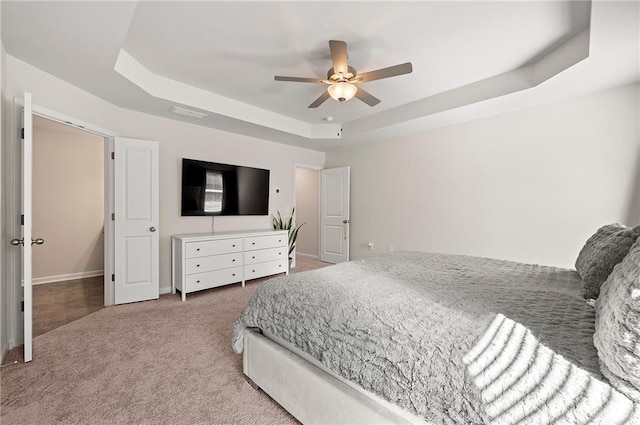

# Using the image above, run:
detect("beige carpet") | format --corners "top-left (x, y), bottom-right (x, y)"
top-left (1, 256), bottom-right (330, 424)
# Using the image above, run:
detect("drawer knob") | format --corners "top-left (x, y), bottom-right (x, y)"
top-left (232, 244), bottom-right (236, 247)
top-left (197, 248), bottom-right (200, 252)
top-left (252, 256), bottom-right (255, 259)
top-left (279, 252), bottom-right (282, 255)
top-left (279, 265), bottom-right (282, 268)
top-left (232, 259), bottom-right (236, 262)
top-left (196, 264), bottom-right (200, 267)
top-left (252, 242), bottom-right (255, 245)
top-left (279, 239), bottom-right (282, 242)
top-left (232, 273), bottom-right (236, 276)
top-left (252, 269), bottom-right (255, 273)
top-left (197, 280), bottom-right (200, 283)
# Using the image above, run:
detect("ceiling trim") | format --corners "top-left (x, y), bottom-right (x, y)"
top-left (114, 49), bottom-right (342, 140)
top-left (343, 27), bottom-right (591, 138)
top-left (113, 12), bottom-right (591, 144)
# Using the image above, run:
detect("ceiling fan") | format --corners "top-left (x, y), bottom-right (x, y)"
top-left (274, 40), bottom-right (413, 108)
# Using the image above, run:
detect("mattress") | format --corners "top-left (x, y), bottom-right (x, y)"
top-left (233, 251), bottom-right (639, 424)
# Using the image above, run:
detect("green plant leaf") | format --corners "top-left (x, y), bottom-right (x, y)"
top-left (272, 209), bottom-right (306, 256)
top-left (288, 222), bottom-right (306, 256)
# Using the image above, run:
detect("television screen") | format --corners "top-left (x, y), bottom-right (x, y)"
top-left (181, 158), bottom-right (270, 216)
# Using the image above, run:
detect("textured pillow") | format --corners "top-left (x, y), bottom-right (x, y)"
top-left (575, 224), bottom-right (640, 299)
top-left (594, 238), bottom-right (640, 402)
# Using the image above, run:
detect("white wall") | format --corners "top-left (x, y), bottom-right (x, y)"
top-left (327, 83), bottom-right (640, 269)
top-left (0, 9), bottom-right (7, 358)
top-left (32, 117), bottom-right (104, 282)
top-left (295, 167), bottom-right (319, 258)
top-left (2, 55), bottom-right (325, 299)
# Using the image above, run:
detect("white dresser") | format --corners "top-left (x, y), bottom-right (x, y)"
top-left (171, 229), bottom-right (289, 301)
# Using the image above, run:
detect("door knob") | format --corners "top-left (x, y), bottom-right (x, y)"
top-left (10, 238), bottom-right (44, 246)
top-left (149, 226), bottom-right (156, 232)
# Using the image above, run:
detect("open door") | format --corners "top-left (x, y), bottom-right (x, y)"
top-left (114, 137), bottom-right (160, 304)
top-left (10, 93), bottom-right (46, 361)
top-left (320, 166), bottom-right (350, 264)
top-left (20, 93), bottom-right (35, 362)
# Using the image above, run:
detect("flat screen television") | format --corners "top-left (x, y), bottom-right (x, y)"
top-left (181, 158), bottom-right (270, 216)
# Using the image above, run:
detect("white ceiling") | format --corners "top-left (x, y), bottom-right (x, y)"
top-left (2, 1), bottom-right (638, 151)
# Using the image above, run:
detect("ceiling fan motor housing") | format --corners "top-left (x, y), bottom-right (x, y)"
top-left (327, 66), bottom-right (357, 82)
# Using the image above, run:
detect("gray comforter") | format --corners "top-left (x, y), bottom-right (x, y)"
top-left (233, 251), bottom-right (639, 424)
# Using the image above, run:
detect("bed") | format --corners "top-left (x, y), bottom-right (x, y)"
top-left (233, 226), bottom-right (640, 424)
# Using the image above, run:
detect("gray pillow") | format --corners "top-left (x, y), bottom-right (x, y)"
top-left (594, 238), bottom-right (640, 402)
top-left (575, 224), bottom-right (640, 299)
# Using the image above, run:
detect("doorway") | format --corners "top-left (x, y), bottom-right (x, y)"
top-left (4, 98), bottom-right (119, 360)
top-left (294, 165), bottom-right (321, 267)
top-left (30, 116), bottom-right (106, 336)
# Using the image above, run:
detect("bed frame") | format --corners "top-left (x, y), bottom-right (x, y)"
top-left (243, 330), bottom-right (431, 425)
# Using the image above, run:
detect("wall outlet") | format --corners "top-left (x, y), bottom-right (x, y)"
top-left (387, 244), bottom-right (394, 252)
top-left (367, 241), bottom-right (374, 250)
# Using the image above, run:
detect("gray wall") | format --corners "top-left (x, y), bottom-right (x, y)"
top-left (327, 83), bottom-right (640, 269)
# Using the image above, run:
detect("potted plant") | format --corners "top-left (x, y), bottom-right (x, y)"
top-left (272, 207), bottom-right (306, 265)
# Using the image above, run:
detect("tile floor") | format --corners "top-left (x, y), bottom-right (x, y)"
top-left (33, 276), bottom-right (104, 337)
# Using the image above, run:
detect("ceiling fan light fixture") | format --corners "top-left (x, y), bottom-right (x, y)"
top-left (328, 82), bottom-right (357, 102)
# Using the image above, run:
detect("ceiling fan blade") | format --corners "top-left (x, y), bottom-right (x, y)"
top-left (275, 76), bottom-right (324, 83)
top-left (356, 62), bottom-right (413, 83)
top-left (329, 40), bottom-right (349, 75)
top-left (354, 87), bottom-right (381, 107)
top-left (308, 91), bottom-right (331, 108)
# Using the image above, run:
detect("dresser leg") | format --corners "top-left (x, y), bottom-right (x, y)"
top-left (242, 280), bottom-right (246, 288)
top-left (181, 290), bottom-right (186, 302)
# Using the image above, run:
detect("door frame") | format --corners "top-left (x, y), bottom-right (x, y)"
top-left (292, 163), bottom-right (322, 268)
top-left (5, 98), bottom-right (118, 349)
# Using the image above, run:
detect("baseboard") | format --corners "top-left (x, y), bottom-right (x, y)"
top-left (1, 342), bottom-right (7, 364)
top-left (30, 270), bottom-right (104, 285)
top-left (297, 252), bottom-right (318, 260)
top-left (160, 285), bottom-right (172, 295)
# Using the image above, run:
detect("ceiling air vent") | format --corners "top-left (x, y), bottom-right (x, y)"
top-left (170, 106), bottom-right (208, 119)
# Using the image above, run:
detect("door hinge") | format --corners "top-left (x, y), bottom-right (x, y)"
top-left (111, 213), bottom-right (115, 221)
top-left (111, 152), bottom-right (115, 160)
top-left (111, 274), bottom-right (115, 282)
top-left (20, 301), bottom-right (24, 312)
top-left (20, 214), bottom-right (24, 225)
top-left (21, 128), bottom-right (24, 139)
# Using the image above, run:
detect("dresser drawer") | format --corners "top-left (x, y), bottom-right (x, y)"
top-left (172, 230), bottom-right (290, 301)
top-left (245, 234), bottom-right (287, 251)
top-left (244, 259), bottom-right (288, 281)
top-left (185, 252), bottom-right (242, 274)
top-left (244, 247), bottom-right (287, 265)
top-left (185, 238), bottom-right (242, 258)
top-left (185, 267), bottom-right (243, 292)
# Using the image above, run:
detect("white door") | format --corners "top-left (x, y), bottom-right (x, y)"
top-left (114, 138), bottom-right (160, 304)
top-left (320, 166), bottom-right (350, 263)
top-left (21, 93), bottom-right (35, 362)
